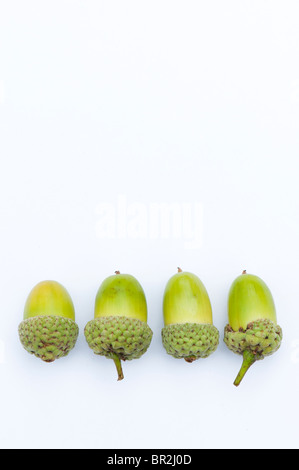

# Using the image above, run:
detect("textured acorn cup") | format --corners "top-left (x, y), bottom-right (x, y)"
top-left (162, 268), bottom-right (219, 362)
top-left (84, 271), bottom-right (153, 381)
top-left (224, 270), bottom-right (283, 386)
top-left (18, 281), bottom-right (79, 362)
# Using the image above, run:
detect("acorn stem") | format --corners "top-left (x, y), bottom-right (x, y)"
top-left (112, 353), bottom-right (124, 381)
top-left (184, 356), bottom-right (196, 363)
top-left (233, 349), bottom-right (257, 386)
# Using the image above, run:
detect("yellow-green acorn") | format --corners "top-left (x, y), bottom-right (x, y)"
top-left (162, 268), bottom-right (219, 362)
top-left (18, 280), bottom-right (79, 362)
top-left (84, 271), bottom-right (153, 381)
top-left (224, 270), bottom-right (283, 386)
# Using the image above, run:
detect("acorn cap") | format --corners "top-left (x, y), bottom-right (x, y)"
top-left (18, 281), bottom-right (79, 362)
top-left (162, 268), bottom-right (219, 362)
top-left (224, 270), bottom-right (282, 386)
top-left (85, 271), bottom-right (153, 380)
top-left (162, 322), bottom-right (219, 362)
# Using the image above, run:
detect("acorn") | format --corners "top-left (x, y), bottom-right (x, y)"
top-left (84, 271), bottom-right (153, 381)
top-left (161, 268), bottom-right (219, 362)
top-left (18, 280), bottom-right (79, 362)
top-left (224, 270), bottom-right (283, 386)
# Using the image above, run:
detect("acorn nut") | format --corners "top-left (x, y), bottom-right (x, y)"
top-left (162, 268), bottom-right (219, 362)
top-left (84, 271), bottom-right (153, 381)
top-left (18, 280), bottom-right (79, 362)
top-left (224, 270), bottom-right (283, 386)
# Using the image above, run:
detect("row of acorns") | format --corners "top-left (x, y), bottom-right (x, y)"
top-left (18, 268), bottom-right (283, 386)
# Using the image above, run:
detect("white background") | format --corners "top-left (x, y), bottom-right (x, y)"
top-left (0, 1), bottom-right (299, 450)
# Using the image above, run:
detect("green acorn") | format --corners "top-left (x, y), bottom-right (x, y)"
top-left (224, 270), bottom-right (283, 386)
top-left (161, 268), bottom-right (219, 362)
top-left (84, 271), bottom-right (153, 381)
top-left (18, 280), bottom-right (79, 362)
